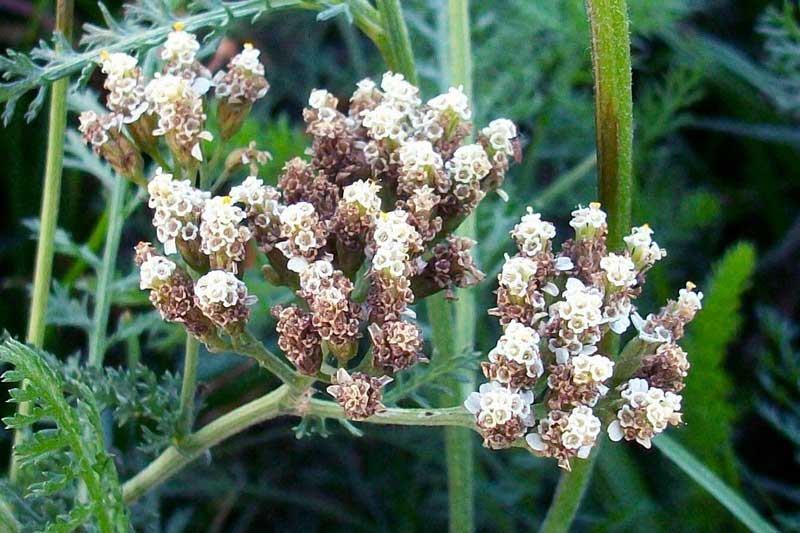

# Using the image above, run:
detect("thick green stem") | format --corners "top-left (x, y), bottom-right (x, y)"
top-left (540, 0), bottom-right (634, 529)
top-left (123, 385), bottom-right (291, 503)
top-left (87, 177), bottom-right (128, 367)
top-left (177, 336), bottom-right (200, 436)
top-left (375, 0), bottom-right (417, 83)
top-left (441, 0), bottom-right (476, 531)
top-left (9, 0), bottom-right (74, 484)
top-left (121, 386), bottom-right (475, 503)
top-left (586, 0), bottom-right (633, 251)
top-left (539, 443), bottom-right (601, 533)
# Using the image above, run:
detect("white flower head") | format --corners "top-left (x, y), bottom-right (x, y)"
top-left (511, 207), bottom-right (556, 256)
top-left (489, 321), bottom-right (544, 378)
top-left (342, 179), bottom-right (382, 216)
top-left (464, 382), bottom-right (534, 429)
top-left (195, 270), bottom-right (249, 309)
top-left (446, 144), bottom-right (491, 185)
top-left (570, 202), bottom-right (607, 239)
top-left (363, 103), bottom-right (407, 142)
top-left (99, 51), bottom-right (138, 78)
top-left (600, 253), bottom-right (637, 288)
top-left (481, 118), bottom-right (517, 156)
top-left (427, 85), bottom-right (471, 121)
top-left (499, 255), bottom-right (538, 298)
top-left (677, 281), bottom-right (703, 319)
top-left (571, 353), bottom-right (614, 385)
top-left (624, 224), bottom-right (666, 270)
top-left (161, 23), bottom-right (200, 68)
top-left (230, 43), bottom-right (264, 74)
top-left (139, 255), bottom-right (176, 290)
top-left (309, 88), bottom-right (337, 110)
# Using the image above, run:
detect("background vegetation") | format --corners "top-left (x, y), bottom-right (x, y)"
top-left (0, 0), bottom-right (798, 530)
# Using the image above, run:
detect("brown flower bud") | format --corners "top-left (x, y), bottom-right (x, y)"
top-left (369, 321), bottom-right (425, 373)
top-left (327, 369), bottom-right (391, 420)
top-left (272, 305), bottom-right (322, 375)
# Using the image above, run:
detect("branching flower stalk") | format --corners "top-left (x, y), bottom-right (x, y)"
top-left (9, 0), bottom-right (74, 484)
top-left (539, 0), bottom-right (634, 529)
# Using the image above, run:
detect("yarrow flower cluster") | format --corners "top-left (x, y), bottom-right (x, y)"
top-left (117, 30), bottom-right (521, 422)
top-left (469, 203), bottom-right (699, 469)
top-left (81, 23), bottom-right (268, 176)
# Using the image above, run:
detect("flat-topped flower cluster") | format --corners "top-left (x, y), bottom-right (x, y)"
top-left (466, 203), bottom-right (701, 469)
top-left (91, 28), bottom-right (521, 420)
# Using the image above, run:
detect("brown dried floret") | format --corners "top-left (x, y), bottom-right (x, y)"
top-left (369, 320), bottom-right (425, 373)
top-left (278, 157), bottom-right (340, 219)
top-left (636, 342), bottom-right (690, 393)
top-left (481, 358), bottom-right (539, 390)
top-left (272, 305), bottom-right (322, 375)
top-left (327, 369), bottom-right (391, 420)
top-left (415, 236), bottom-right (485, 300)
top-left (367, 273), bottom-right (415, 324)
top-left (559, 234), bottom-right (608, 290)
top-left (546, 363), bottom-right (603, 411)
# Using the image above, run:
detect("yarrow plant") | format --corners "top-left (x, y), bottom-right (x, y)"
top-left (2, 0), bottom-right (778, 531)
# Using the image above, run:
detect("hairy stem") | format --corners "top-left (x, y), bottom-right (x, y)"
top-left (177, 336), bottom-right (200, 436)
top-left (87, 177), bottom-right (128, 367)
top-left (122, 387), bottom-right (475, 503)
top-left (375, 0), bottom-right (417, 83)
top-left (586, 0), bottom-right (633, 250)
top-left (539, 443), bottom-right (601, 533)
top-left (539, 0), bottom-right (634, 529)
top-left (9, 0), bottom-right (74, 484)
top-left (441, 0), bottom-right (476, 531)
top-left (233, 331), bottom-right (309, 390)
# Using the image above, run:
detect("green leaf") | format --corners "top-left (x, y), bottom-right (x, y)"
top-left (655, 435), bottom-right (779, 533)
top-left (0, 338), bottom-right (130, 531)
top-left (681, 242), bottom-right (756, 483)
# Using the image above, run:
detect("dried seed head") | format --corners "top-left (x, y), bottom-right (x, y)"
top-left (327, 369), bottom-right (391, 420)
top-left (636, 342), bottom-right (690, 393)
top-left (369, 320), bottom-right (425, 373)
top-left (272, 304), bottom-right (322, 375)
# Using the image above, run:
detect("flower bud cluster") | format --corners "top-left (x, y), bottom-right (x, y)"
top-left (327, 369), bottom-right (392, 420)
top-left (607, 378), bottom-right (683, 448)
top-left (470, 203), bottom-right (698, 469)
top-left (83, 27), bottom-right (269, 176)
top-left (147, 168), bottom-right (209, 255)
top-left (134, 242), bottom-right (214, 341)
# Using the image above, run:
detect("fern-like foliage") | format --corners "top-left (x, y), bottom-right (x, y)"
top-left (678, 242), bottom-right (756, 529)
top-left (63, 360), bottom-right (183, 454)
top-left (758, 1), bottom-right (800, 115)
top-left (682, 242), bottom-right (756, 482)
top-left (755, 307), bottom-right (800, 530)
top-left (0, 337), bottom-right (129, 532)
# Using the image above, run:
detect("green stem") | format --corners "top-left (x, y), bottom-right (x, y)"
top-left (539, 0), bottom-right (634, 529)
top-left (121, 386), bottom-right (475, 503)
top-left (122, 385), bottom-right (291, 503)
top-left (586, 0), bottom-right (633, 251)
top-left (232, 331), bottom-right (309, 390)
top-left (375, 0), bottom-right (417, 83)
top-left (441, 1), bottom-right (476, 531)
top-left (9, 0), bottom-right (74, 484)
top-left (87, 177), bottom-right (128, 367)
top-left (177, 335), bottom-right (200, 436)
top-left (538, 443), bottom-right (601, 533)
top-left (0, 496), bottom-right (20, 533)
